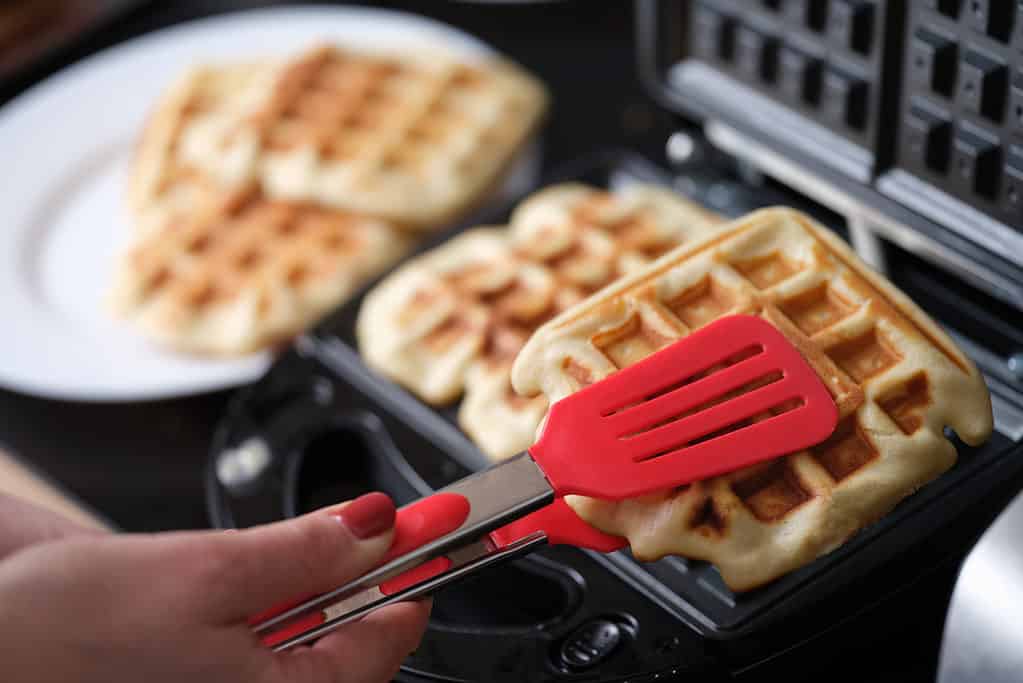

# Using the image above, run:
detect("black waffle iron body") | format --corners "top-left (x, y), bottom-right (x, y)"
top-left (208, 149), bottom-right (1023, 682)
top-left (208, 2), bottom-right (1023, 680)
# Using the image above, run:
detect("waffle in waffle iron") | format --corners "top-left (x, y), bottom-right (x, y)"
top-left (357, 183), bottom-right (725, 459)
top-left (511, 207), bottom-right (993, 591)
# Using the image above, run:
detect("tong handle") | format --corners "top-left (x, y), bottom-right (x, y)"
top-left (255, 498), bottom-right (624, 649)
top-left (250, 493), bottom-right (471, 627)
top-left (264, 533), bottom-right (548, 651)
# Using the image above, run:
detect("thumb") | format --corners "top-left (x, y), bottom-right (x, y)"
top-left (203, 492), bottom-right (397, 622)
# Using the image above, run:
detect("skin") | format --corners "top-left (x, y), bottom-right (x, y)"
top-left (0, 493), bottom-right (430, 683)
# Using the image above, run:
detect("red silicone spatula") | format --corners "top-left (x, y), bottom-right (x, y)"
top-left (252, 314), bottom-right (838, 649)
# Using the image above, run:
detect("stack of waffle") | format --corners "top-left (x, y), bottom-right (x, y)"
top-left (112, 44), bottom-right (547, 355)
top-left (357, 183), bottom-right (726, 459)
top-left (510, 207), bottom-right (993, 591)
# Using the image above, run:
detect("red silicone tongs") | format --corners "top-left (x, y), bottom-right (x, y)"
top-left (252, 315), bottom-right (839, 650)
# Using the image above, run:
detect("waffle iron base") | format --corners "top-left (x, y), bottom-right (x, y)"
top-left (208, 148), bottom-right (1023, 682)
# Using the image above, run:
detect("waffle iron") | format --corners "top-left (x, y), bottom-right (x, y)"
top-left (208, 3), bottom-right (1023, 680)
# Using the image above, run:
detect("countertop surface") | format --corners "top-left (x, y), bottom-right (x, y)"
top-left (0, 0), bottom-right (678, 531)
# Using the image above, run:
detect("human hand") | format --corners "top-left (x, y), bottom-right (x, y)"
top-left (0, 492), bottom-right (108, 561)
top-left (0, 492), bottom-right (429, 683)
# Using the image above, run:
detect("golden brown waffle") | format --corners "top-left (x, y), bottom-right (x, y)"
top-left (129, 63), bottom-right (277, 237)
top-left (177, 44), bottom-right (547, 229)
top-left (357, 183), bottom-right (725, 459)
top-left (512, 207), bottom-right (993, 591)
top-left (111, 187), bottom-right (411, 355)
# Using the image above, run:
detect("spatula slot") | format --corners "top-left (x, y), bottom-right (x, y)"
top-left (600, 343), bottom-right (765, 418)
top-left (529, 315), bottom-right (838, 500)
top-left (617, 370), bottom-right (787, 440)
top-left (686, 397), bottom-right (805, 449)
top-left (634, 396), bottom-right (806, 464)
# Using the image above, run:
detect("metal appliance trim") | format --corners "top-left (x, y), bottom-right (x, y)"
top-left (670, 61), bottom-right (874, 183)
top-left (703, 120), bottom-right (1023, 307)
top-left (938, 490), bottom-right (1023, 683)
top-left (877, 170), bottom-right (1023, 263)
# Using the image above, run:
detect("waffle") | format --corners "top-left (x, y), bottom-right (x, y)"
top-left (111, 186), bottom-right (411, 355)
top-left (129, 62), bottom-right (278, 237)
top-left (511, 207), bottom-right (993, 591)
top-left (177, 44), bottom-right (548, 229)
top-left (357, 183), bottom-right (725, 459)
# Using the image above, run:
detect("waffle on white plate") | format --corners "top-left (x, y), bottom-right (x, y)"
top-left (128, 62), bottom-right (277, 237)
top-left (510, 207), bottom-right (993, 591)
top-left (117, 41), bottom-right (545, 356)
top-left (175, 44), bottom-right (548, 229)
top-left (111, 186), bottom-right (411, 356)
top-left (357, 183), bottom-right (725, 459)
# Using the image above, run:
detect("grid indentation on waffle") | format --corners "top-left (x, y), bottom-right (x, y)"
top-left (731, 460), bottom-right (812, 522)
top-left (262, 51), bottom-right (409, 156)
top-left (146, 68), bottom-right (273, 229)
top-left (593, 313), bottom-right (679, 369)
top-left (525, 228), bottom-right (618, 294)
top-left (157, 82), bottom-right (222, 198)
top-left (824, 326), bottom-right (902, 382)
top-left (877, 373), bottom-right (931, 436)
top-left (731, 251), bottom-right (803, 289)
top-left (570, 192), bottom-right (679, 256)
top-left (777, 282), bottom-right (857, 336)
top-left (687, 496), bottom-right (727, 536)
top-left (253, 48), bottom-right (499, 176)
top-left (666, 276), bottom-right (745, 329)
top-left (808, 416), bottom-right (878, 481)
top-left (423, 312), bottom-right (480, 352)
top-left (423, 264), bottom-right (563, 363)
top-left (135, 194), bottom-right (367, 310)
top-left (562, 357), bottom-right (597, 387)
top-left (403, 195), bottom-right (687, 372)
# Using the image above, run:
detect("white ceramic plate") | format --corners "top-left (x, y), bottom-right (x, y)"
top-left (0, 6), bottom-right (527, 402)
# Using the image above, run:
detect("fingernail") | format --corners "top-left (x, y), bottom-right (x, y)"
top-left (332, 492), bottom-right (396, 539)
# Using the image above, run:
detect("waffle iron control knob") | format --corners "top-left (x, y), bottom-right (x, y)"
top-left (557, 619), bottom-right (623, 671)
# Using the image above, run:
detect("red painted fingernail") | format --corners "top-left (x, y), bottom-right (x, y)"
top-left (332, 492), bottom-right (396, 539)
